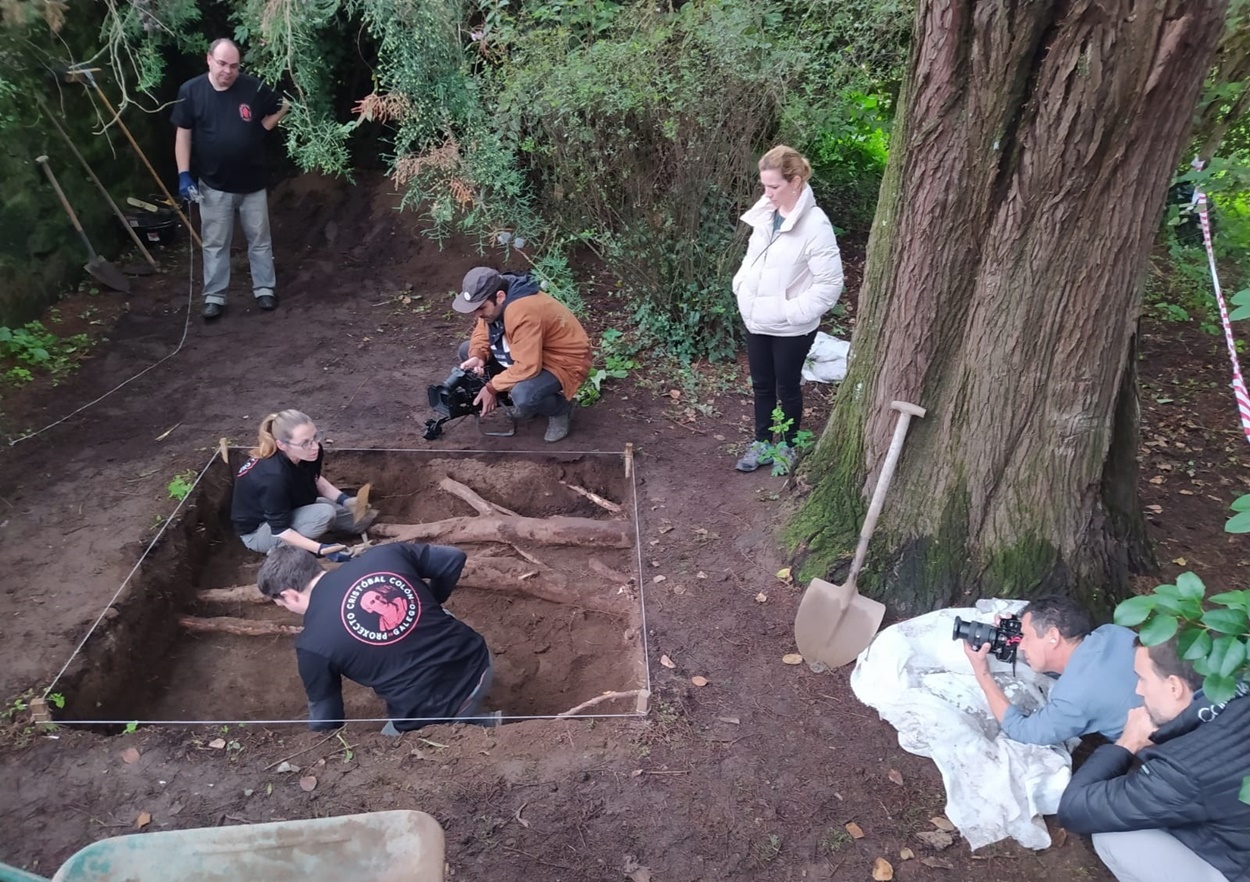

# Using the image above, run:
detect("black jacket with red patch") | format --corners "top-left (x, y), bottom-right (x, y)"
top-left (295, 543), bottom-right (489, 732)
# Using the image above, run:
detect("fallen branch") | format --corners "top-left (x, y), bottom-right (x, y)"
top-left (510, 544), bottom-right (546, 568)
top-left (372, 515), bottom-right (632, 548)
top-left (199, 557), bottom-right (630, 615)
top-left (557, 689), bottom-right (649, 717)
top-left (561, 481), bottom-right (623, 514)
top-left (588, 557), bottom-right (633, 584)
top-left (199, 586), bottom-right (267, 604)
top-left (179, 616), bottom-right (302, 637)
top-left (440, 477), bottom-right (518, 517)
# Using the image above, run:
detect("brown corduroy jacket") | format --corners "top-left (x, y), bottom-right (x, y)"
top-left (468, 291), bottom-right (591, 398)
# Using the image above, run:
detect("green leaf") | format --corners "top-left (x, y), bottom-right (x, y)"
top-left (1230, 494), bottom-right (1250, 512)
top-left (1202, 608), bottom-right (1250, 636)
top-left (1210, 590), bottom-right (1250, 611)
top-left (1139, 613), bottom-right (1179, 645)
top-left (1114, 595), bottom-right (1157, 627)
top-left (1153, 583), bottom-right (1182, 600)
top-left (1229, 305), bottom-right (1250, 321)
top-left (1175, 572), bottom-right (1206, 600)
top-left (1181, 629), bottom-right (1214, 661)
top-left (1240, 775), bottom-right (1250, 806)
top-left (1225, 510), bottom-right (1250, 533)
top-left (1202, 673), bottom-right (1238, 704)
top-left (1220, 634), bottom-right (1250, 674)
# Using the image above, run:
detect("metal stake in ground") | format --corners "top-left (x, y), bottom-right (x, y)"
top-left (35, 155), bottom-right (131, 293)
top-left (793, 399), bottom-right (927, 670)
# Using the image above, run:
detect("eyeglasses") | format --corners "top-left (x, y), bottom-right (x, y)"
top-left (283, 433), bottom-right (321, 449)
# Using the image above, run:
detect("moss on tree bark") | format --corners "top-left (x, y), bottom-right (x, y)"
top-left (788, 0), bottom-right (1222, 617)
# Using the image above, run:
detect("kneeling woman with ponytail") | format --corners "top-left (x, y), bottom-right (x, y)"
top-left (231, 409), bottom-right (366, 556)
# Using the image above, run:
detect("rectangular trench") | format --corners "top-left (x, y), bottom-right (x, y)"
top-left (54, 448), bottom-right (647, 725)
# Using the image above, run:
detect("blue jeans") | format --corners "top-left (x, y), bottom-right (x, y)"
top-left (198, 182), bottom-right (275, 304)
top-left (456, 341), bottom-right (570, 418)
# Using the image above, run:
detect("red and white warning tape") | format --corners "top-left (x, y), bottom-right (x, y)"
top-left (1193, 186), bottom-right (1250, 448)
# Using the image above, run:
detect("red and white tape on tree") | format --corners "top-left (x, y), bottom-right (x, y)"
top-left (1193, 184), bottom-right (1250, 448)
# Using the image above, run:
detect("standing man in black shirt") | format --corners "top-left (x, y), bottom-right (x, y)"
top-left (171, 38), bottom-right (289, 320)
top-left (257, 542), bottom-right (500, 734)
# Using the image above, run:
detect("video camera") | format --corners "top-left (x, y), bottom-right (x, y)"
top-left (422, 367), bottom-right (514, 440)
top-left (952, 614), bottom-right (1023, 664)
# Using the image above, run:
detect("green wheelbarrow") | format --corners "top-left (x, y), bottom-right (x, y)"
top-left (5, 810), bottom-right (444, 882)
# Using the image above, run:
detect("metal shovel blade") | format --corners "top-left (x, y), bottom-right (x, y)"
top-left (794, 577), bottom-right (887, 670)
top-left (86, 256), bottom-right (131, 293)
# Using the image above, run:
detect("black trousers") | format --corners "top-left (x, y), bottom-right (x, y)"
top-left (744, 330), bottom-right (817, 444)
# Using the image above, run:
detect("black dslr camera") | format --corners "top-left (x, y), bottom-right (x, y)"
top-left (952, 614), bottom-right (1023, 663)
top-left (422, 367), bottom-right (513, 440)
top-left (422, 368), bottom-right (485, 440)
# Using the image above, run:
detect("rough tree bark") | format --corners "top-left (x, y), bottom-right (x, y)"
top-left (788, 0), bottom-right (1227, 616)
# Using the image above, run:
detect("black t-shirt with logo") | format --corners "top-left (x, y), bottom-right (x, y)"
top-left (170, 73), bottom-right (280, 193)
top-left (294, 543), bottom-right (490, 731)
top-left (231, 447), bottom-right (323, 535)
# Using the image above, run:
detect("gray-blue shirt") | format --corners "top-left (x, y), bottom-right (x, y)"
top-left (1001, 624), bottom-right (1142, 744)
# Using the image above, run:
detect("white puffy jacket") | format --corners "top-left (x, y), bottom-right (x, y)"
top-left (732, 184), bottom-right (844, 336)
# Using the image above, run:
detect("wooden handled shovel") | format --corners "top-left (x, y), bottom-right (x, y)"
top-left (36, 155), bottom-right (131, 293)
top-left (793, 399), bottom-right (927, 670)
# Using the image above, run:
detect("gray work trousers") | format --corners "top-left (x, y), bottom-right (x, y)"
top-left (198, 182), bottom-right (276, 305)
top-left (239, 498), bottom-right (357, 553)
top-left (1092, 829), bottom-right (1227, 882)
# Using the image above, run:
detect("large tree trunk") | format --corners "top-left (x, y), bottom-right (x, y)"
top-left (788, 0), bottom-right (1226, 617)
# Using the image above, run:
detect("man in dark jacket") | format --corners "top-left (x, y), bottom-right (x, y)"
top-left (257, 542), bottom-right (498, 733)
top-left (1058, 636), bottom-right (1249, 882)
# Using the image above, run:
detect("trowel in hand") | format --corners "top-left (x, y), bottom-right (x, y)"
top-left (794, 400), bottom-right (926, 670)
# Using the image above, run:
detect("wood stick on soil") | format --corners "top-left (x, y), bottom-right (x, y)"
top-left (179, 616), bottom-right (302, 637)
top-left (560, 481), bottom-right (623, 514)
top-left (557, 689), bottom-right (648, 717)
top-left (372, 515), bottom-right (632, 548)
top-left (199, 557), bottom-right (629, 615)
top-left (509, 544), bottom-right (546, 568)
top-left (439, 477), bottom-right (519, 517)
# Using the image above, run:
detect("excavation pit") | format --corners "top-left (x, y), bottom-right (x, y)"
top-left (54, 448), bottom-right (647, 726)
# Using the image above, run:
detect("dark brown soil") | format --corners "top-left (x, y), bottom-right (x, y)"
top-left (0, 171), bottom-right (1245, 881)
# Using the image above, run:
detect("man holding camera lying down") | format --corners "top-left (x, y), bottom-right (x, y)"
top-left (1058, 637), bottom-right (1249, 882)
top-left (452, 267), bottom-right (591, 443)
top-left (962, 594), bottom-right (1141, 744)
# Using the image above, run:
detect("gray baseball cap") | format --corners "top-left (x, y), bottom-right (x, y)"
top-left (453, 267), bottom-right (504, 314)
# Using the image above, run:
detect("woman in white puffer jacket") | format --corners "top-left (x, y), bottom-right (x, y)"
top-left (731, 145), bottom-right (845, 472)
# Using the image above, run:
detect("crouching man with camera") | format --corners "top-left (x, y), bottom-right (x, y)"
top-left (452, 267), bottom-right (591, 443)
top-left (1058, 637), bottom-right (1250, 882)
top-left (962, 594), bottom-right (1141, 744)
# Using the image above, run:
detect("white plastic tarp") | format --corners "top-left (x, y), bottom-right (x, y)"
top-left (801, 332), bottom-right (850, 384)
top-left (849, 601), bottom-right (1073, 850)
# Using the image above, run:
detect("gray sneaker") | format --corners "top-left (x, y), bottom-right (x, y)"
top-left (774, 443), bottom-right (799, 474)
top-left (735, 440), bottom-right (774, 472)
top-left (544, 408), bottom-right (572, 443)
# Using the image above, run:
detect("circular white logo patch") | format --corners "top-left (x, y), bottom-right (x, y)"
top-left (340, 571), bottom-right (421, 645)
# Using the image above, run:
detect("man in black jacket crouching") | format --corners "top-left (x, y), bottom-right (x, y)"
top-left (1058, 636), bottom-right (1249, 882)
top-left (258, 542), bottom-right (498, 733)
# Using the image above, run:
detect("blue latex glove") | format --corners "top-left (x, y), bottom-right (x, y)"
top-left (177, 171), bottom-right (197, 202)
